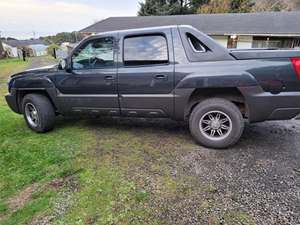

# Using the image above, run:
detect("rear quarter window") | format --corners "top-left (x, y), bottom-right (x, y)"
top-left (187, 33), bottom-right (207, 52)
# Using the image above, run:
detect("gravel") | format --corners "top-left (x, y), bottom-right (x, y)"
top-left (180, 120), bottom-right (300, 225)
top-left (88, 117), bottom-right (300, 225)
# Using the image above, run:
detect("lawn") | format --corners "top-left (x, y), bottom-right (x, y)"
top-left (0, 58), bottom-right (90, 224)
top-left (0, 58), bottom-right (157, 225)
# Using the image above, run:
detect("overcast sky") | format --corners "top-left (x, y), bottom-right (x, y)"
top-left (0, 0), bottom-right (140, 39)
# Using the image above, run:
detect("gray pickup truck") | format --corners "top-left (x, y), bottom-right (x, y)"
top-left (5, 25), bottom-right (300, 148)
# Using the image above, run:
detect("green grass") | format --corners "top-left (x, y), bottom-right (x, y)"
top-left (57, 168), bottom-right (154, 225)
top-left (0, 58), bottom-right (94, 224)
top-left (224, 210), bottom-right (256, 225)
top-left (53, 127), bottom-right (158, 225)
top-left (0, 58), bottom-right (156, 225)
top-left (3, 191), bottom-right (55, 225)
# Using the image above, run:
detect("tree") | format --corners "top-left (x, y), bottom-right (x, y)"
top-left (138, 0), bottom-right (163, 16)
top-left (292, 0), bottom-right (300, 9)
top-left (189, 0), bottom-right (210, 12)
top-left (231, 0), bottom-right (254, 12)
top-left (138, 0), bottom-right (300, 16)
top-left (252, 0), bottom-right (288, 11)
top-left (197, 0), bottom-right (253, 13)
top-left (42, 32), bottom-right (83, 45)
top-left (197, 0), bottom-right (231, 13)
top-left (46, 44), bottom-right (60, 57)
top-left (138, 0), bottom-right (192, 16)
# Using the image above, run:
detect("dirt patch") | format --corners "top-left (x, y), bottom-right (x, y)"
top-left (29, 175), bottom-right (79, 225)
top-left (7, 183), bottom-right (38, 212)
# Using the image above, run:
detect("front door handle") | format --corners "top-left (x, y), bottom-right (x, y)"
top-left (104, 75), bottom-right (115, 80)
top-left (154, 74), bottom-right (168, 80)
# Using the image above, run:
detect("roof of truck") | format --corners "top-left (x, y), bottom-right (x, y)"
top-left (94, 25), bottom-right (182, 36)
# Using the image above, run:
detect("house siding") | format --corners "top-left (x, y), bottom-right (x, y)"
top-left (0, 41), bottom-right (4, 58)
top-left (210, 35), bottom-right (228, 48)
top-left (237, 36), bottom-right (253, 49)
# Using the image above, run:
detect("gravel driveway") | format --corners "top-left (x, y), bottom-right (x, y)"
top-left (182, 120), bottom-right (300, 225)
top-left (88, 117), bottom-right (300, 225)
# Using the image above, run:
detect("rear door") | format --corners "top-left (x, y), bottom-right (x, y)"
top-left (117, 28), bottom-right (175, 117)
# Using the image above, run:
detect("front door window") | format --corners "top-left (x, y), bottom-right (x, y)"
top-left (72, 37), bottom-right (114, 70)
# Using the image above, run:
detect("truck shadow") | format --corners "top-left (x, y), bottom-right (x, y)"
top-left (55, 116), bottom-right (300, 156)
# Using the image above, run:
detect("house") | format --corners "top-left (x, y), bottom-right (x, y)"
top-left (80, 11), bottom-right (300, 49)
top-left (2, 42), bottom-right (18, 57)
top-left (3, 39), bottom-right (48, 57)
top-left (0, 40), bottom-right (4, 58)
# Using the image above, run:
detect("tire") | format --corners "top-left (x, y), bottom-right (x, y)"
top-left (22, 94), bottom-right (55, 133)
top-left (189, 98), bottom-right (244, 149)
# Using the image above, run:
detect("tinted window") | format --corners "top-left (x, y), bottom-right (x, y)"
top-left (72, 37), bottom-right (114, 70)
top-left (124, 35), bottom-right (168, 66)
top-left (187, 33), bottom-right (206, 52)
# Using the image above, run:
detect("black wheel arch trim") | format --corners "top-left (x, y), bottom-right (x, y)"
top-left (11, 87), bottom-right (59, 114)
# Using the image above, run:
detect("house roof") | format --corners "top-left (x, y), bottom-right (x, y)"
top-left (80, 11), bottom-right (300, 36)
top-left (3, 39), bottom-right (46, 48)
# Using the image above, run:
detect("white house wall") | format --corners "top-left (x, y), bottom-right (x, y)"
top-left (210, 35), bottom-right (253, 49)
top-left (2, 43), bottom-right (18, 57)
top-left (237, 36), bottom-right (253, 49)
top-left (210, 35), bottom-right (228, 48)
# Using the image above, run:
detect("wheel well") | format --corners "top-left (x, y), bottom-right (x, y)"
top-left (185, 88), bottom-right (247, 120)
top-left (17, 90), bottom-right (57, 113)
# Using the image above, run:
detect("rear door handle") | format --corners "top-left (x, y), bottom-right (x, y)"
top-left (154, 74), bottom-right (168, 80)
top-left (104, 75), bottom-right (115, 80)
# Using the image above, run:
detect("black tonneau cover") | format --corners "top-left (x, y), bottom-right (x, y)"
top-left (230, 49), bottom-right (300, 60)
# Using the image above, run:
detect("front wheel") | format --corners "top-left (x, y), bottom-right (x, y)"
top-left (22, 94), bottom-right (55, 133)
top-left (189, 98), bottom-right (244, 149)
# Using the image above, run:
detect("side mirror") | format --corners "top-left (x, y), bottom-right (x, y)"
top-left (58, 59), bottom-right (67, 70)
top-left (58, 59), bottom-right (72, 73)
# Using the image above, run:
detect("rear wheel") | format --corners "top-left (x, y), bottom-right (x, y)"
top-left (22, 94), bottom-right (55, 133)
top-left (189, 98), bottom-right (244, 149)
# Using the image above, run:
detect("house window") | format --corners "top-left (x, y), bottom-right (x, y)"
top-left (227, 35), bottom-right (238, 49)
top-left (123, 35), bottom-right (169, 66)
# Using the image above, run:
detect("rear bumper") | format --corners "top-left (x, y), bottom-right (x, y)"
top-left (240, 86), bottom-right (300, 122)
top-left (5, 89), bottom-right (21, 114)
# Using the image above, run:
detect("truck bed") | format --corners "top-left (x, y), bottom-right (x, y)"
top-left (230, 49), bottom-right (300, 60)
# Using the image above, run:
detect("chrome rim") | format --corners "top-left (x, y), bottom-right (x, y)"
top-left (199, 110), bottom-right (232, 141)
top-left (25, 103), bottom-right (39, 128)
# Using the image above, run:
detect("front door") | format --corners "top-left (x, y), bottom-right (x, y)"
top-left (117, 29), bottom-right (175, 118)
top-left (55, 35), bottom-right (120, 116)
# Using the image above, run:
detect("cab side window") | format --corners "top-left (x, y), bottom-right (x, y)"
top-left (123, 35), bottom-right (169, 66)
top-left (72, 37), bottom-right (114, 70)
